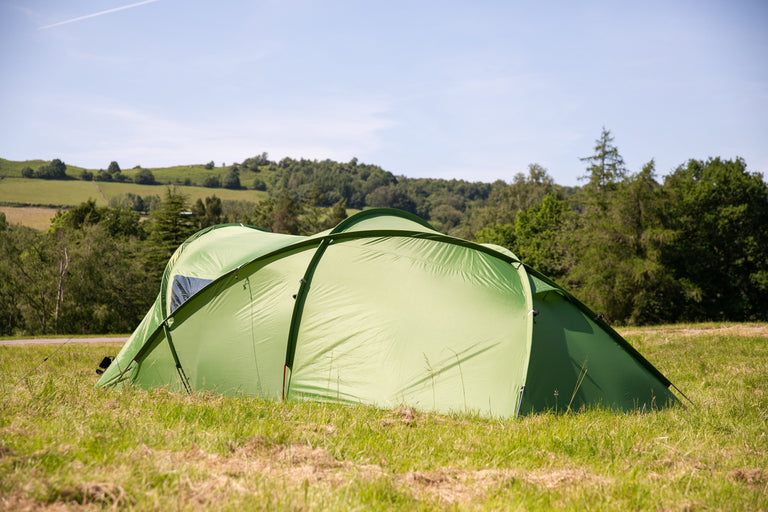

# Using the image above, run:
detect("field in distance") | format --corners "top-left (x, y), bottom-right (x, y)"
top-left (0, 177), bottom-right (269, 229)
top-left (0, 177), bottom-right (268, 208)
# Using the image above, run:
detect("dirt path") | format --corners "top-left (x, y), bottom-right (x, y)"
top-left (92, 179), bottom-right (109, 205)
top-left (0, 336), bottom-right (128, 346)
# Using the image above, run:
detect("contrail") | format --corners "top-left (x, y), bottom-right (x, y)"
top-left (39, 0), bottom-right (161, 30)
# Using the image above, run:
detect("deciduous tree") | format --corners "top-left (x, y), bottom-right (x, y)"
top-left (662, 157), bottom-right (768, 321)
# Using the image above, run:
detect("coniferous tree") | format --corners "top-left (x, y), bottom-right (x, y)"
top-left (565, 160), bottom-right (682, 324)
top-left (144, 187), bottom-right (196, 281)
top-left (251, 192), bottom-right (304, 234)
top-left (326, 198), bottom-right (348, 227)
top-left (579, 127), bottom-right (626, 205)
top-left (191, 195), bottom-right (223, 229)
top-left (272, 192), bottom-right (302, 234)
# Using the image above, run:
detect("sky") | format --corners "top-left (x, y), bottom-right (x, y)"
top-left (1, 0), bottom-right (766, 186)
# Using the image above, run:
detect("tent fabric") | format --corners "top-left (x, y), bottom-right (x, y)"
top-left (97, 208), bottom-right (677, 416)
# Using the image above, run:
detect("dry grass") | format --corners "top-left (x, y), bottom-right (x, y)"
top-left (619, 323), bottom-right (768, 338)
top-left (0, 206), bottom-right (60, 231)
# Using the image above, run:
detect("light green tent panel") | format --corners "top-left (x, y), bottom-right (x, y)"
top-left (332, 212), bottom-right (442, 235)
top-left (96, 294), bottom-right (164, 387)
top-left (97, 208), bottom-right (679, 417)
top-left (288, 236), bottom-right (531, 417)
top-left (132, 331), bottom-right (186, 393)
top-left (162, 225), bottom-right (304, 316)
top-left (143, 248), bottom-right (316, 397)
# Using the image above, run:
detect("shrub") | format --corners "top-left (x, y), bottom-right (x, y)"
top-left (203, 175), bottom-right (221, 188)
top-left (35, 159), bottom-right (67, 179)
top-left (222, 168), bottom-right (241, 189)
top-left (134, 168), bottom-right (156, 185)
top-left (95, 169), bottom-right (112, 181)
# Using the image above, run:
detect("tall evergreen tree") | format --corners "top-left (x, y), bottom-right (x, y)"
top-left (144, 187), bottom-right (196, 281)
top-left (191, 195), bottom-right (223, 229)
top-left (251, 192), bottom-right (304, 234)
top-left (567, 152), bottom-right (678, 324)
top-left (579, 127), bottom-right (626, 200)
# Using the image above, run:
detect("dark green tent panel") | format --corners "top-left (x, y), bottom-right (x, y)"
top-left (97, 208), bottom-right (678, 416)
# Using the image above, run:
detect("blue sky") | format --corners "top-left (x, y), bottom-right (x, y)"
top-left (1, 0), bottom-right (766, 185)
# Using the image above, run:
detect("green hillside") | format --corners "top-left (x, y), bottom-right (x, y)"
top-left (97, 181), bottom-right (269, 204)
top-left (0, 158), bottom-right (272, 192)
top-left (0, 177), bottom-right (268, 208)
top-left (0, 158), bottom-right (88, 178)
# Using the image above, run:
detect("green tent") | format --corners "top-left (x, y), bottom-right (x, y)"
top-left (97, 208), bottom-right (678, 416)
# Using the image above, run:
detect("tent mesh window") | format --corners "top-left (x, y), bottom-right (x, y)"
top-left (170, 275), bottom-right (213, 312)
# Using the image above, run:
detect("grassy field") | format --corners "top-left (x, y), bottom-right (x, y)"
top-left (0, 177), bottom-right (270, 232)
top-left (0, 158), bottom-right (88, 178)
top-left (0, 177), bottom-right (269, 208)
top-left (96, 181), bottom-right (269, 205)
top-left (1, 324), bottom-right (766, 511)
top-left (0, 177), bottom-right (108, 208)
top-left (0, 158), bottom-right (271, 191)
top-left (120, 164), bottom-right (272, 189)
top-left (0, 158), bottom-right (238, 184)
top-left (0, 206), bottom-right (60, 231)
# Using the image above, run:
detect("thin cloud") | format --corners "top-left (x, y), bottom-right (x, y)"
top-left (39, 0), bottom-right (161, 30)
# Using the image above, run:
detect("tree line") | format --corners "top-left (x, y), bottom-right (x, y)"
top-left (475, 129), bottom-right (768, 325)
top-left (1, 128), bottom-right (766, 334)
top-left (0, 189), bottom-right (349, 336)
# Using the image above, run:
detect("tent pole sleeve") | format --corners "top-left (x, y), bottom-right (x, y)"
top-left (284, 238), bottom-right (331, 375)
top-left (514, 261), bottom-right (535, 417)
top-left (163, 322), bottom-right (191, 394)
